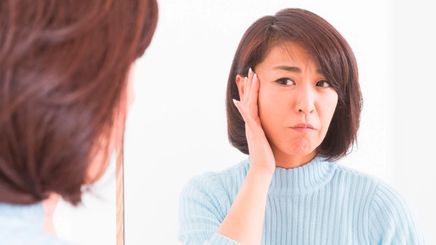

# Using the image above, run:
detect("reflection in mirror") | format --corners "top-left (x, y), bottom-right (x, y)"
top-left (125, 0), bottom-right (435, 244)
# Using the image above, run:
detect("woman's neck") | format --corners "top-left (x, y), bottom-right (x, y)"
top-left (42, 193), bottom-right (60, 235)
top-left (274, 150), bottom-right (316, 169)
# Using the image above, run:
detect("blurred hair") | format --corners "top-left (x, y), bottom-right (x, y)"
top-left (226, 8), bottom-right (361, 160)
top-left (0, 0), bottom-right (158, 205)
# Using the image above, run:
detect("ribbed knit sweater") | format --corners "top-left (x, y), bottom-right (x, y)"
top-left (178, 156), bottom-right (424, 244)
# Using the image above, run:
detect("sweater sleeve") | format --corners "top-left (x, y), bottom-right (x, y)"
top-left (368, 182), bottom-right (425, 244)
top-left (178, 174), bottom-right (239, 245)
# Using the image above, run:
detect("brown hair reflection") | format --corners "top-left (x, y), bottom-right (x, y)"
top-left (0, 0), bottom-right (158, 205)
top-left (226, 8), bottom-right (362, 160)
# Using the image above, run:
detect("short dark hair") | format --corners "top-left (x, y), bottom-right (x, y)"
top-left (226, 8), bottom-right (362, 160)
top-left (0, 0), bottom-right (158, 205)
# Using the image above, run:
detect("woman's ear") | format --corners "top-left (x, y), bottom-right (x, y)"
top-left (235, 74), bottom-right (245, 100)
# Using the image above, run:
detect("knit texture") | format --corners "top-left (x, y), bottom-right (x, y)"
top-left (178, 156), bottom-right (424, 245)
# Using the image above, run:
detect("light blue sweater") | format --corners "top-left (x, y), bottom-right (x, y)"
top-left (0, 202), bottom-right (70, 245)
top-left (178, 156), bottom-right (424, 244)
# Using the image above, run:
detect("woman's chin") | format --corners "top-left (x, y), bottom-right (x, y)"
top-left (286, 139), bottom-right (316, 155)
top-left (272, 142), bottom-right (317, 165)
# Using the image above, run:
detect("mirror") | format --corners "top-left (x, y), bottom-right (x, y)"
top-left (44, 1), bottom-right (434, 244)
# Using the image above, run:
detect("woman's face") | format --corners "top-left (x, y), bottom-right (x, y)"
top-left (254, 42), bottom-right (338, 165)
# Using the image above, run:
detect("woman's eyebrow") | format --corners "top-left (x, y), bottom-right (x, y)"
top-left (274, 65), bottom-right (301, 73)
top-left (273, 65), bottom-right (324, 74)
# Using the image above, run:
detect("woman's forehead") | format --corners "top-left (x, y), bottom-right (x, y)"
top-left (257, 41), bottom-right (322, 71)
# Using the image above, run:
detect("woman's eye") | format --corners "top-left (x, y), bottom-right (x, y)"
top-left (316, 80), bottom-right (331, 88)
top-left (276, 78), bottom-right (295, 86)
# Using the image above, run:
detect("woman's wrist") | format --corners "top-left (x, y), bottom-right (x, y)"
top-left (249, 163), bottom-right (275, 177)
top-left (218, 163), bottom-right (274, 244)
top-left (247, 165), bottom-right (274, 185)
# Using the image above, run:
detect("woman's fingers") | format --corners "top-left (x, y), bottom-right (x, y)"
top-left (243, 77), bottom-right (249, 104)
top-left (235, 67), bottom-right (261, 127)
top-left (233, 99), bottom-right (257, 129)
top-left (246, 68), bottom-right (254, 103)
top-left (248, 73), bottom-right (259, 121)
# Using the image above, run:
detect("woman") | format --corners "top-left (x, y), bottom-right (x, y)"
top-left (0, 0), bottom-right (157, 244)
top-left (179, 8), bottom-right (424, 245)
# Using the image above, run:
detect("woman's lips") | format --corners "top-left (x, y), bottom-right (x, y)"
top-left (290, 123), bottom-right (316, 132)
top-left (292, 123), bottom-right (315, 129)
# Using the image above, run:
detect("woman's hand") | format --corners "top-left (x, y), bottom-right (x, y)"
top-left (217, 68), bottom-right (276, 244)
top-left (233, 68), bottom-right (276, 175)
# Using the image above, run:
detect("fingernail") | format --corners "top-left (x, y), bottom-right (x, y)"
top-left (232, 99), bottom-right (238, 106)
top-left (248, 67), bottom-right (253, 76)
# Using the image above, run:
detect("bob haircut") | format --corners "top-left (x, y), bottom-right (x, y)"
top-left (226, 8), bottom-right (362, 160)
top-left (0, 0), bottom-right (158, 205)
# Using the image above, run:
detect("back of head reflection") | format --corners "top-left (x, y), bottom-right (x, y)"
top-left (0, 0), bottom-right (158, 244)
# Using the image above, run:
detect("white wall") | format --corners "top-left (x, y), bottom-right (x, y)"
top-left (393, 1), bottom-right (436, 244)
top-left (53, 1), bottom-right (436, 244)
top-left (124, 0), bottom-right (420, 244)
top-left (54, 159), bottom-right (116, 245)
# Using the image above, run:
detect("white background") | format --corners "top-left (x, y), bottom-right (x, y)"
top-left (54, 1), bottom-right (436, 244)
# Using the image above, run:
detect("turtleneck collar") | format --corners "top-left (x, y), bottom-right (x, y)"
top-left (270, 156), bottom-right (336, 195)
top-left (247, 155), bottom-right (337, 196)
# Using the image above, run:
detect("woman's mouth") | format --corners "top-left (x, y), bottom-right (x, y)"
top-left (290, 123), bottom-right (316, 132)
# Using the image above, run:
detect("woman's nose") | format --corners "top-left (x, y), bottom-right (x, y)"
top-left (295, 85), bottom-right (315, 114)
